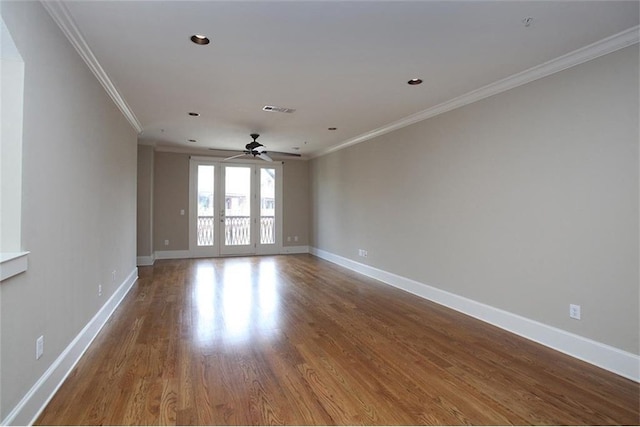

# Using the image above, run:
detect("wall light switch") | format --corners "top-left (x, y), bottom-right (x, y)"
top-left (569, 304), bottom-right (581, 320)
top-left (180, 209), bottom-right (185, 215)
top-left (36, 336), bottom-right (44, 360)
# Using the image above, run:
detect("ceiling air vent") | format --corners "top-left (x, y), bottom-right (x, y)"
top-left (263, 105), bottom-right (296, 114)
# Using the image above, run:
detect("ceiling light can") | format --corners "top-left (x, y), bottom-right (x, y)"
top-left (408, 78), bottom-right (423, 85)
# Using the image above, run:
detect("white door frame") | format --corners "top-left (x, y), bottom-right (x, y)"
top-left (255, 163), bottom-right (283, 256)
top-left (188, 157), bottom-right (221, 258)
top-left (188, 156), bottom-right (282, 257)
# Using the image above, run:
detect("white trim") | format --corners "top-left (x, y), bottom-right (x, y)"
top-left (281, 245), bottom-right (309, 254)
top-left (311, 25), bottom-right (640, 158)
top-left (0, 251), bottom-right (29, 282)
top-left (136, 255), bottom-right (155, 266)
top-left (256, 164), bottom-right (284, 256)
top-left (154, 250), bottom-right (192, 260)
top-left (1, 268), bottom-right (138, 426)
top-left (40, 1), bottom-right (143, 134)
top-left (310, 247), bottom-right (640, 382)
top-left (154, 249), bottom-right (313, 260)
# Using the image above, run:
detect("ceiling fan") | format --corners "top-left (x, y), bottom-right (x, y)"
top-left (219, 134), bottom-right (301, 162)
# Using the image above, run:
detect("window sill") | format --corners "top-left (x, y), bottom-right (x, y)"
top-left (1, 251), bottom-right (29, 282)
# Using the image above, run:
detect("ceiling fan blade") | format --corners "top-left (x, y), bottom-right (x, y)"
top-left (267, 151), bottom-right (302, 157)
top-left (223, 153), bottom-right (247, 161)
top-left (208, 148), bottom-right (244, 154)
top-left (257, 153), bottom-right (273, 162)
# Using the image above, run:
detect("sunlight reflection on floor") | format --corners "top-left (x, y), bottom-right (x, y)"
top-left (193, 257), bottom-right (281, 348)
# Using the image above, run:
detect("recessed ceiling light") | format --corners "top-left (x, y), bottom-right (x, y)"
top-left (328, 127), bottom-right (337, 131)
top-left (407, 78), bottom-right (423, 85)
top-left (522, 17), bottom-right (533, 27)
top-left (190, 34), bottom-right (210, 45)
top-left (188, 139), bottom-right (197, 143)
top-left (188, 112), bottom-right (200, 117)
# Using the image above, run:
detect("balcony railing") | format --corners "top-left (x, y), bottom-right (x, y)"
top-left (197, 216), bottom-right (275, 246)
top-left (225, 216), bottom-right (250, 245)
top-left (197, 216), bottom-right (215, 246)
top-left (260, 216), bottom-right (275, 244)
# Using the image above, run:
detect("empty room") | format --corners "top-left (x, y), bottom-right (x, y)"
top-left (1, 1), bottom-right (638, 425)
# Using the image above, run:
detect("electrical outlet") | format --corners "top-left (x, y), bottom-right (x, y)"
top-left (98, 284), bottom-right (103, 297)
top-left (358, 249), bottom-right (368, 257)
top-left (36, 335), bottom-right (44, 360)
top-left (287, 236), bottom-right (291, 242)
top-left (569, 304), bottom-right (581, 320)
top-left (294, 236), bottom-right (298, 242)
top-left (180, 209), bottom-right (185, 215)
top-left (111, 270), bottom-right (116, 284)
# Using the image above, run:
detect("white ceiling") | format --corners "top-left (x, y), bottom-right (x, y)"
top-left (57, 1), bottom-right (639, 158)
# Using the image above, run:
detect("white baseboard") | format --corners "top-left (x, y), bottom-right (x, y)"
top-left (154, 250), bottom-right (191, 260)
top-left (155, 248), bottom-right (311, 259)
top-left (281, 245), bottom-right (309, 254)
top-left (310, 247), bottom-right (639, 382)
top-left (1, 268), bottom-right (138, 426)
top-left (136, 254), bottom-right (155, 266)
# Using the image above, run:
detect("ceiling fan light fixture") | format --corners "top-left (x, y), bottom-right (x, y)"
top-left (190, 34), bottom-right (210, 45)
top-left (407, 78), bottom-right (423, 85)
top-left (224, 134), bottom-right (302, 162)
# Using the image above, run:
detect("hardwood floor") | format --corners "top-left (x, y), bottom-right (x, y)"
top-left (36, 255), bottom-right (639, 425)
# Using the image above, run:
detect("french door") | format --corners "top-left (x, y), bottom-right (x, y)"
top-left (189, 158), bottom-right (282, 257)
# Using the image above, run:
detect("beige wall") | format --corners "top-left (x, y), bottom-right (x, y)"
top-left (151, 152), bottom-right (309, 251)
top-left (0, 1), bottom-right (138, 419)
top-left (310, 46), bottom-right (639, 354)
top-left (137, 145), bottom-right (154, 257)
top-left (151, 153), bottom-right (309, 251)
top-left (283, 160), bottom-right (310, 246)
top-left (153, 152), bottom-right (190, 251)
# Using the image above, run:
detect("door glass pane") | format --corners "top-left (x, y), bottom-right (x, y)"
top-left (225, 166), bottom-right (251, 246)
top-left (260, 168), bottom-right (276, 244)
top-left (197, 165), bottom-right (214, 246)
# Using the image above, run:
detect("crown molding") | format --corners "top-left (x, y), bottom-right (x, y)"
top-left (312, 25), bottom-right (640, 159)
top-left (41, 1), bottom-right (143, 134)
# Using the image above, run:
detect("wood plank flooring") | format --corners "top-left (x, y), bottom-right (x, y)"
top-left (36, 255), bottom-right (639, 425)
